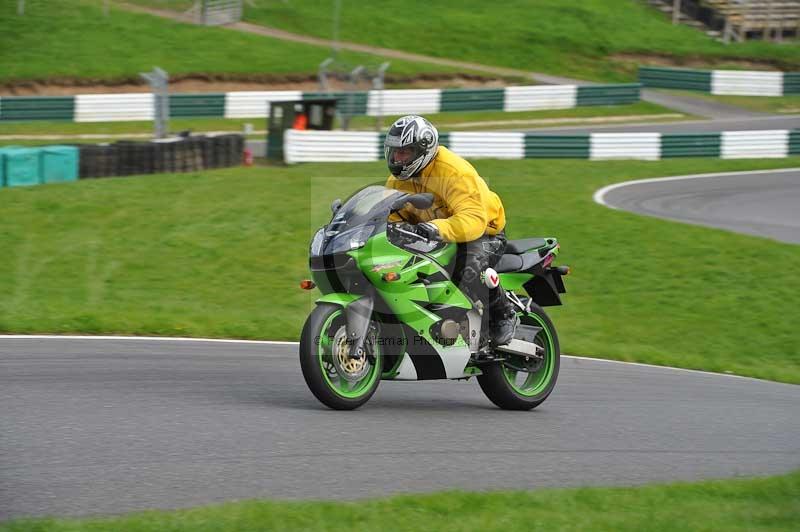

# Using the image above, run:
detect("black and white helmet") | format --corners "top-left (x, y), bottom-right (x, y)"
top-left (384, 115), bottom-right (439, 180)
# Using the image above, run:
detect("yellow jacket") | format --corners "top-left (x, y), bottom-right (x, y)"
top-left (386, 146), bottom-right (506, 243)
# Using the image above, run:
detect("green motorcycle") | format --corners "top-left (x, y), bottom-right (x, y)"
top-left (299, 185), bottom-right (569, 410)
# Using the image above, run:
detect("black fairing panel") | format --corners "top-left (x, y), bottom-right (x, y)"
top-left (523, 270), bottom-right (566, 307)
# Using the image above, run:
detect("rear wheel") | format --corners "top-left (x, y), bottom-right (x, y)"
top-left (299, 304), bottom-right (382, 410)
top-left (477, 302), bottom-right (559, 410)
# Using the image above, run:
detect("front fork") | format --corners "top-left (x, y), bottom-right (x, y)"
top-left (343, 296), bottom-right (374, 360)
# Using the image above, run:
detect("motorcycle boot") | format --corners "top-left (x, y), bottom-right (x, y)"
top-left (488, 287), bottom-right (518, 346)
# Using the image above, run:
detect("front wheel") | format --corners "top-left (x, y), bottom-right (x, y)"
top-left (299, 304), bottom-right (382, 410)
top-left (477, 302), bottom-right (560, 410)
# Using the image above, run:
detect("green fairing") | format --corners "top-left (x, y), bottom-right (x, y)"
top-left (364, 232), bottom-right (470, 348)
top-left (313, 230), bottom-right (472, 350)
top-left (498, 272), bottom-right (534, 291)
top-left (315, 292), bottom-right (362, 307)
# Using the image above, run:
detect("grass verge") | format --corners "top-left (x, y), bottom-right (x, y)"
top-left (0, 0), bottom-right (460, 84)
top-left (127, 0), bottom-right (800, 82)
top-left (3, 470), bottom-right (798, 531)
top-left (0, 157), bottom-right (799, 383)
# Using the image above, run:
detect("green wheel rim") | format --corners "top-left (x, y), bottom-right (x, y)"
top-left (502, 312), bottom-right (556, 397)
top-left (317, 309), bottom-right (380, 399)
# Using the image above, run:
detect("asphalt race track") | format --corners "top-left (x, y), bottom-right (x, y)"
top-left (595, 168), bottom-right (800, 244)
top-left (3, 165), bottom-right (800, 520)
top-left (1, 336), bottom-right (799, 520)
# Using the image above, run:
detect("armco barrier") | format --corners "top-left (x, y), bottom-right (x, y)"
top-left (640, 66), bottom-right (799, 96)
top-left (0, 84), bottom-right (641, 123)
top-left (284, 129), bottom-right (800, 163)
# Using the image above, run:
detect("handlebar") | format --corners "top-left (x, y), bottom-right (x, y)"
top-left (392, 224), bottom-right (431, 243)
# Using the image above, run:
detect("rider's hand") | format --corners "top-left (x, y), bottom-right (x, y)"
top-left (392, 222), bottom-right (440, 242)
top-left (415, 222), bottom-right (440, 241)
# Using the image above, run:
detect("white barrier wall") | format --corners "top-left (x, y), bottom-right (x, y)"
top-left (712, 71), bottom-right (783, 97)
top-left (590, 133), bottom-right (661, 161)
top-left (75, 94), bottom-right (154, 122)
top-left (721, 130), bottom-right (790, 159)
top-left (448, 132), bottom-right (525, 159)
top-left (503, 85), bottom-right (577, 112)
top-left (284, 130), bottom-right (381, 163)
top-left (366, 89), bottom-right (442, 117)
top-left (224, 91), bottom-right (302, 119)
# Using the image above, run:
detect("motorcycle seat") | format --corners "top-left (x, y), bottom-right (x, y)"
top-left (494, 251), bottom-right (544, 273)
top-left (505, 238), bottom-right (549, 254)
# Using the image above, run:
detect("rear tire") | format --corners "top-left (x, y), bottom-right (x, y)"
top-left (477, 302), bottom-right (560, 410)
top-left (299, 304), bottom-right (382, 410)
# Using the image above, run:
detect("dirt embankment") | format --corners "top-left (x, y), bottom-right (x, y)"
top-left (0, 73), bottom-right (516, 96)
top-left (612, 52), bottom-right (796, 71)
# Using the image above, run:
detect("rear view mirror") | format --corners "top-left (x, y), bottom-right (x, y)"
top-left (391, 193), bottom-right (434, 211)
top-left (330, 199), bottom-right (342, 213)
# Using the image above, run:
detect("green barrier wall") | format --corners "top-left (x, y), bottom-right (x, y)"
top-left (524, 134), bottom-right (590, 158)
top-left (440, 88), bottom-right (505, 112)
top-left (789, 130), bottom-right (800, 155)
top-left (661, 133), bottom-right (722, 158)
top-left (638, 67), bottom-right (712, 92)
top-left (576, 84), bottom-right (641, 106)
top-left (169, 94), bottom-right (226, 118)
top-left (0, 97), bottom-right (75, 121)
top-left (783, 73), bottom-right (800, 95)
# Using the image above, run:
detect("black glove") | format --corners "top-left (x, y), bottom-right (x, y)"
top-left (414, 222), bottom-right (440, 241)
top-left (392, 222), bottom-right (439, 242)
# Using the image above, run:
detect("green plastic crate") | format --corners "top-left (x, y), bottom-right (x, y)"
top-left (3, 147), bottom-right (42, 187)
top-left (40, 145), bottom-right (79, 183)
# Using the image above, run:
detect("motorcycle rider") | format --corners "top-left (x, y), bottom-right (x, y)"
top-left (384, 115), bottom-right (518, 346)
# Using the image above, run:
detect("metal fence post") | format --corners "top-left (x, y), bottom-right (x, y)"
top-left (140, 67), bottom-right (170, 139)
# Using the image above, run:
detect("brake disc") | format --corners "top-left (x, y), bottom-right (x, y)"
top-left (330, 326), bottom-right (371, 382)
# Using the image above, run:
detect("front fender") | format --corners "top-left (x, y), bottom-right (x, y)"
top-left (316, 292), bottom-right (362, 308)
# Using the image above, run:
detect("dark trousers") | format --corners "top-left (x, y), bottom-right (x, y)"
top-left (451, 231), bottom-right (511, 317)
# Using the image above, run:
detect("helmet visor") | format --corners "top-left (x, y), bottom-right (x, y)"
top-left (386, 145), bottom-right (424, 166)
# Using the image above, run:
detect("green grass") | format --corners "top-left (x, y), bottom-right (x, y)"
top-left (1, 157), bottom-right (800, 383)
top-left (0, 117), bottom-right (259, 137)
top-left (128, 0), bottom-right (800, 82)
top-left (0, 0), bottom-right (462, 84)
top-left (660, 90), bottom-right (800, 113)
top-left (4, 470), bottom-right (799, 531)
top-left (0, 101), bottom-right (683, 145)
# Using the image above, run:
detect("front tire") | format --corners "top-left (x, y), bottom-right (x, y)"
top-left (299, 304), bottom-right (382, 410)
top-left (477, 302), bottom-right (560, 410)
